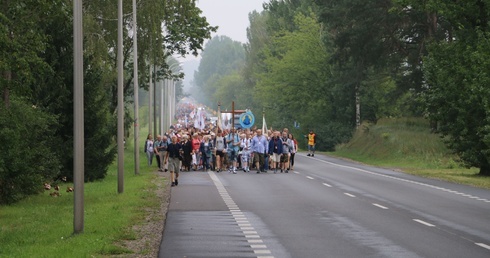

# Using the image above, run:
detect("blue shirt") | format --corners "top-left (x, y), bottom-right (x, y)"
top-left (226, 133), bottom-right (240, 152)
top-left (251, 135), bottom-right (268, 154)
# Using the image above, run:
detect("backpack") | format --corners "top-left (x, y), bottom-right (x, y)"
top-left (144, 140), bottom-right (148, 153)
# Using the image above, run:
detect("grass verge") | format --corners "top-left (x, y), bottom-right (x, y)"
top-left (0, 133), bottom-right (165, 257)
top-left (329, 118), bottom-right (490, 189)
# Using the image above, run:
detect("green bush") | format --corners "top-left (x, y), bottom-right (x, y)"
top-left (0, 99), bottom-right (60, 204)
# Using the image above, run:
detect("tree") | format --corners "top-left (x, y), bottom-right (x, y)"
top-left (192, 36), bottom-right (246, 107)
top-left (0, 0), bottom-right (54, 109)
top-left (423, 0), bottom-right (490, 175)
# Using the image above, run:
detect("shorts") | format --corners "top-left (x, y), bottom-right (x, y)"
top-left (168, 157), bottom-right (180, 173)
top-left (253, 152), bottom-right (264, 165)
top-left (241, 151), bottom-right (250, 163)
top-left (216, 150), bottom-right (225, 158)
top-left (271, 153), bottom-right (281, 163)
top-left (227, 149), bottom-right (237, 162)
top-left (280, 153), bottom-right (289, 163)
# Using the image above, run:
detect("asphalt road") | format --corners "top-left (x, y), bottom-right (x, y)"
top-left (159, 153), bottom-right (490, 258)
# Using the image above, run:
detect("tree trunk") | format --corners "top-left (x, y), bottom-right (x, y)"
top-left (479, 163), bottom-right (490, 176)
top-left (355, 83), bottom-right (360, 129)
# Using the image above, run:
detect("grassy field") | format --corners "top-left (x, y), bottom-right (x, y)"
top-left (0, 127), bottom-right (164, 257)
top-left (329, 117), bottom-right (490, 189)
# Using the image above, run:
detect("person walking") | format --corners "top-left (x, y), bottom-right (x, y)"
top-left (165, 135), bottom-right (182, 187)
top-left (191, 133), bottom-right (201, 171)
top-left (281, 131), bottom-right (292, 173)
top-left (289, 133), bottom-right (297, 170)
top-left (268, 131), bottom-right (283, 173)
top-left (251, 129), bottom-right (269, 173)
top-left (154, 135), bottom-right (162, 170)
top-left (240, 132), bottom-right (252, 172)
top-left (213, 130), bottom-right (227, 172)
top-left (226, 128), bottom-right (240, 174)
top-left (145, 134), bottom-right (154, 166)
top-left (306, 129), bottom-right (316, 157)
top-left (181, 134), bottom-right (192, 171)
top-left (199, 135), bottom-right (214, 171)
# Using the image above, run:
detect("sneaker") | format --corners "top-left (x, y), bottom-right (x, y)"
top-left (281, 169), bottom-right (283, 173)
top-left (307, 154), bottom-right (311, 156)
top-left (286, 169), bottom-right (289, 173)
top-left (175, 179), bottom-right (178, 186)
top-left (171, 182), bottom-right (175, 187)
top-left (257, 170), bottom-right (260, 174)
top-left (312, 154), bottom-right (314, 157)
top-left (164, 169), bottom-right (168, 172)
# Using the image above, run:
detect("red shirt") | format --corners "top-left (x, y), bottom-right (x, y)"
top-left (192, 138), bottom-right (201, 151)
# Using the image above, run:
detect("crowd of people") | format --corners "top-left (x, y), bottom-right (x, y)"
top-left (143, 125), bottom-right (301, 187)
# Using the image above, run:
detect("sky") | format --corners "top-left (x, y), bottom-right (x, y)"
top-left (196, 0), bottom-right (266, 43)
top-left (179, 0), bottom-right (266, 90)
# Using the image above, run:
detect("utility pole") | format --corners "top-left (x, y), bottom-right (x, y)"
top-left (132, 0), bottom-right (139, 175)
top-left (153, 64), bottom-right (157, 138)
top-left (73, 0), bottom-right (84, 234)
top-left (148, 64), bottom-right (152, 136)
top-left (117, 0), bottom-right (124, 193)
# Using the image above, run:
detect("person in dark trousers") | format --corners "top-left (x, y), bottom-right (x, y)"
top-left (199, 135), bottom-right (214, 171)
top-left (181, 134), bottom-right (193, 171)
top-left (145, 134), bottom-right (154, 166)
top-left (289, 133), bottom-right (297, 170)
top-left (251, 129), bottom-right (268, 173)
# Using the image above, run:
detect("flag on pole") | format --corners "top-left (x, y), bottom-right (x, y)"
top-left (216, 104), bottom-right (222, 132)
top-left (262, 113), bottom-right (267, 134)
top-left (194, 108), bottom-right (205, 130)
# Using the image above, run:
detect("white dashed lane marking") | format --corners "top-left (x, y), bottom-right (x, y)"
top-left (306, 155), bottom-right (490, 203)
top-left (298, 155), bottom-right (490, 252)
top-left (413, 219), bottom-right (435, 227)
top-left (476, 243), bottom-right (490, 250)
top-left (372, 203), bottom-right (389, 209)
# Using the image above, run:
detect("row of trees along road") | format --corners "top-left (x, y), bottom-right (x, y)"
top-left (0, 0), bottom-right (217, 204)
top-left (190, 0), bottom-right (490, 176)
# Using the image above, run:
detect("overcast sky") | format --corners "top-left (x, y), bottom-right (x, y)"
top-left (180, 1), bottom-right (266, 90)
top-left (196, 0), bottom-right (266, 43)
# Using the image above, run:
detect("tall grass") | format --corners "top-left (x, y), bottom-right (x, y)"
top-left (331, 117), bottom-right (490, 189)
top-left (0, 125), bottom-right (163, 257)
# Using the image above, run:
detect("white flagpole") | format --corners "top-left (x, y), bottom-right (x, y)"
top-left (262, 112), bottom-right (267, 133)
